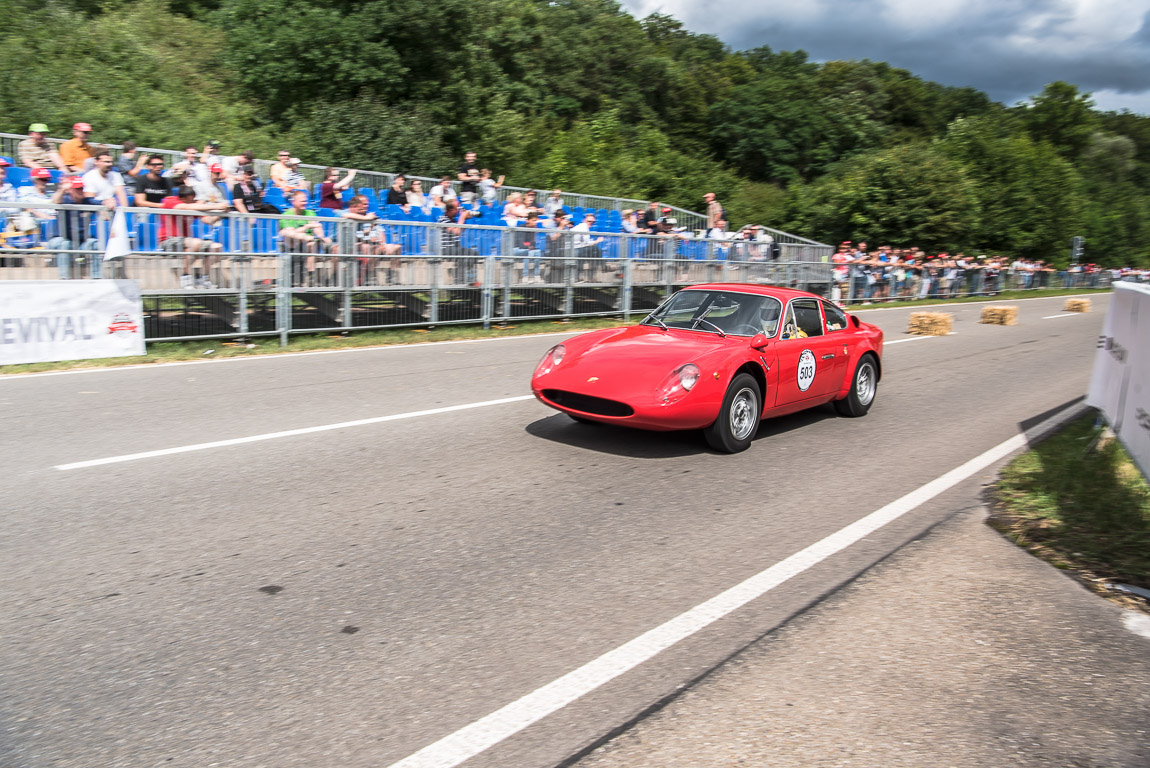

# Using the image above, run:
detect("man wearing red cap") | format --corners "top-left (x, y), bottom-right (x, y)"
top-left (59, 123), bottom-right (96, 173)
top-left (189, 162), bottom-right (227, 205)
top-left (17, 168), bottom-right (57, 223)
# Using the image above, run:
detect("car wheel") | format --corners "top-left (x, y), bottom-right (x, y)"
top-left (705, 373), bottom-right (761, 453)
top-left (834, 353), bottom-right (878, 417)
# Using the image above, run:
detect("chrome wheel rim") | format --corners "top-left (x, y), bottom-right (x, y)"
top-left (856, 361), bottom-right (876, 406)
top-left (730, 387), bottom-right (758, 440)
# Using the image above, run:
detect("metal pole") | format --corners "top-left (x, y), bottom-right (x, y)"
top-left (481, 255), bottom-right (493, 329)
top-left (277, 253), bottom-right (290, 346)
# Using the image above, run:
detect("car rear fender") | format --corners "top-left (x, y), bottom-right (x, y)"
top-left (834, 344), bottom-right (881, 399)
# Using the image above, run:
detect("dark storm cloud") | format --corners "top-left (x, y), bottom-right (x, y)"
top-left (623, 0), bottom-right (1150, 108)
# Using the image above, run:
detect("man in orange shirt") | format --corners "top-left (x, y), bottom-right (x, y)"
top-left (59, 122), bottom-right (96, 173)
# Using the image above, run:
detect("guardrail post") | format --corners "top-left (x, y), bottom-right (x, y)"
top-left (501, 257), bottom-right (512, 320)
top-left (276, 253), bottom-right (291, 346)
top-left (623, 257), bottom-right (633, 320)
top-left (482, 255), bottom-right (494, 329)
top-left (237, 256), bottom-right (250, 336)
top-left (341, 256), bottom-right (353, 330)
top-left (429, 258), bottom-right (440, 325)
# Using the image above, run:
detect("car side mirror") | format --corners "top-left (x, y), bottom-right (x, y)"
top-left (749, 333), bottom-right (770, 350)
top-left (851, 315), bottom-right (860, 328)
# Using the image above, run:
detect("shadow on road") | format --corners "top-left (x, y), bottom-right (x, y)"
top-left (525, 404), bottom-right (840, 458)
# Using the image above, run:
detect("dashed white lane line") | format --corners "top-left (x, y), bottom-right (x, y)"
top-left (383, 431), bottom-right (1030, 768)
top-left (886, 335), bottom-right (940, 344)
top-left (55, 395), bottom-right (535, 470)
top-left (1043, 313), bottom-right (1079, 319)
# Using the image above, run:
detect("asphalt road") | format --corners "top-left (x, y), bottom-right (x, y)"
top-left (0, 294), bottom-right (1117, 768)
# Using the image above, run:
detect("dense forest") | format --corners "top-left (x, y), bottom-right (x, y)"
top-left (2, 0), bottom-right (1148, 266)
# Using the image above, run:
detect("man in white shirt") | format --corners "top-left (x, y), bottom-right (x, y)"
top-left (166, 146), bottom-right (209, 188)
top-left (571, 212), bottom-right (605, 281)
top-left (544, 189), bottom-right (564, 216)
top-left (81, 151), bottom-right (129, 209)
top-left (191, 164), bottom-right (227, 205)
top-left (429, 175), bottom-right (457, 209)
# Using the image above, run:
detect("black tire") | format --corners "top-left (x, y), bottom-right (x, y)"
top-left (834, 354), bottom-right (878, 417)
top-left (704, 373), bottom-right (761, 453)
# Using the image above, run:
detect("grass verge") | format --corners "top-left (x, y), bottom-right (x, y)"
top-left (0, 286), bottom-right (1109, 376)
top-left (988, 412), bottom-right (1150, 613)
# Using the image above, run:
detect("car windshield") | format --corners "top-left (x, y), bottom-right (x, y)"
top-left (643, 290), bottom-right (783, 337)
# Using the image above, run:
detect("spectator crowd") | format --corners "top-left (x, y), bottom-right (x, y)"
top-left (2, 121), bottom-right (1147, 291)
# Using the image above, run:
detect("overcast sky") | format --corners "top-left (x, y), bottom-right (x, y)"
top-left (620, 0), bottom-right (1150, 114)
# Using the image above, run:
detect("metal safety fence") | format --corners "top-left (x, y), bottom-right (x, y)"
top-left (0, 203), bottom-right (840, 343)
top-left (835, 264), bottom-right (1114, 305)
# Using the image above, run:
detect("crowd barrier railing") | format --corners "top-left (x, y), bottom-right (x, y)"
top-left (836, 264), bottom-right (1115, 305)
top-left (0, 203), bottom-right (843, 342)
top-left (1, 203), bottom-right (1117, 345)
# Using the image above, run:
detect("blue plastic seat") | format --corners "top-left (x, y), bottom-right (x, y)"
top-left (8, 167), bottom-right (31, 188)
top-left (262, 187), bottom-right (287, 210)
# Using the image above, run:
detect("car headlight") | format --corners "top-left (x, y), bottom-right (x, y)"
top-left (657, 363), bottom-right (700, 405)
top-left (535, 344), bottom-right (566, 376)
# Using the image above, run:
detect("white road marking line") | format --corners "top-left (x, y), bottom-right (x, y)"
top-left (1, 332), bottom-right (581, 381)
top-left (886, 336), bottom-right (939, 344)
top-left (385, 432), bottom-right (1030, 768)
top-left (55, 395), bottom-right (535, 470)
top-left (1043, 313), bottom-right (1078, 319)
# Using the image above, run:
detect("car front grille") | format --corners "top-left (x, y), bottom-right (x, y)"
top-left (542, 390), bottom-right (635, 417)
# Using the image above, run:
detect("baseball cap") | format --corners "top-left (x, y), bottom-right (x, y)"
top-left (29, 123), bottom-right (49, 133)
top-left (73, 122), bottom-right (92, 132)
top-left (288, 157), bottom-right (301, 165)
top-left (31, 168), bottom-right (51, 179)
top-left (207, 139), bottom-right (222, 147)
top-left (210, 164), bottom-right (223, 173)
top-left (0, 156), bottom-right (11, 167)
top-left (661, 207), bottom-right (671, 212)
top-left (69, 176), bottom-right (85, 188)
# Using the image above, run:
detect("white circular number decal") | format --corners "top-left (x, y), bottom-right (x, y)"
top-left (797, 349), bottom-right (817, 392)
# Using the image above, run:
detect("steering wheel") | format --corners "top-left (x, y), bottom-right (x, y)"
top-left (728, 323), bottom-right (763, 336)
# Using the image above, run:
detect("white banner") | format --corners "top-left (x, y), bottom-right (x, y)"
top-left (1086, 282), bottom-right (1150, 481)
top-left (0, 280), bottom-right (146, 365)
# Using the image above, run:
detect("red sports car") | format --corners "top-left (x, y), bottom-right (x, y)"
top-left (532, 283), bottom-right (884, 452)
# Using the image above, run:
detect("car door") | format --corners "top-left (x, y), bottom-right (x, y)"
top-left (773, 298), bottom-right (844, 404)
top-left (818, 300), bottom-right (851, 395)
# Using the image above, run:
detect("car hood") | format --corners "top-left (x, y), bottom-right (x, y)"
top-left (540, 324), bottom-right (744, 399)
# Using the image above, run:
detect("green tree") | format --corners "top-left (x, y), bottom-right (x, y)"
top-left (792, 143), bottom-right (980, 251)
top-left (1021, 81), bottom-right (1098, 161)
top-left (942, 116), bottom-right (1086, 264)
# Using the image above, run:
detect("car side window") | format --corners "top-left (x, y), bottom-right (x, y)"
top-left (791, 299), bottom-right (824, 338)
top-left (822, 301), bottom-right (848, 332)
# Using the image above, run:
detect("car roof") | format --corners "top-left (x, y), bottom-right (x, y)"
top-left (680, 283), bottom-right (826, 302)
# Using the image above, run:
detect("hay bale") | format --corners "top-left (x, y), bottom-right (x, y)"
top-left (979, 305), bottom-right (1018, 325)
top-left (1063, 298), bottom-right (1091, 313)
top-left (907, 311), bottom-right (953, 336)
